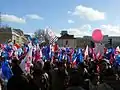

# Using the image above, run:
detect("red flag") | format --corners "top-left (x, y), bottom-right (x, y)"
top-left (54, 43), bottom-right (59, 52)
top-left (72, 57), bottom-right (77, 67)
top-left (35, 50), bottom-right (40, 62)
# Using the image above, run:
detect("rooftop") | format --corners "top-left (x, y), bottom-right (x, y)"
top-left (58, 33), bottom-right (76, 39)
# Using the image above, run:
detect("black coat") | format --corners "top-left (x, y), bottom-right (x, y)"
top-left (7, 74), bottom-right (30, 90)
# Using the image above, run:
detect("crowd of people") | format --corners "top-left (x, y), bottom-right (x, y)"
top-left (0, 41), bottom-right (120, 90)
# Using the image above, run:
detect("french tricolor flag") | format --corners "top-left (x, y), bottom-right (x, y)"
top-left (72, 57), bottom-right (77, 67)
top-left (84, 45), bottom-right (89, 60)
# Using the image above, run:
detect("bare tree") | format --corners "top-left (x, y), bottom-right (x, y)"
top-left (34, 29), bottom-right (49, 45)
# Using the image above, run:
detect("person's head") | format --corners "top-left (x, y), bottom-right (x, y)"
top-left (33, 60), bottom-right (44, 75)
top-left (34, 61), bottom-right (44, 69)
top-left (11, 59), bottom-right (19, 67)
top-left (11, 59), bottom-right (23, 75)
top-left (56, 61), bottom-right (64, 71)
top-left (43, 61), bottom-right (51, 71)
top-left (66, 62), bottom-right (72, 69)
top-left (69, 69), bottom-right (83, 86)
top-left (78, 63), bottom-right (84, 69)
top-left (99, 60), bottom-right (108, 72)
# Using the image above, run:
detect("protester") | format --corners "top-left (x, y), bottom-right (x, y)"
top-left (0, 37), bottom-right (120, 90)
top-left (43, 61), bottom-right (52, 90)
top-left (7, 59), bottom-right (30, 90)
top-left (31, 61), bottom-right (49, 90)
top-left (51, 61), bottom-right (68, 90)
top-left (66, 69), bottom-right (85, 90)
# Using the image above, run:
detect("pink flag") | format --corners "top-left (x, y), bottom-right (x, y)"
top-left (35, 50), bottom-right (40, 62)
top-left (19, 46), bottom-right (33, 74)
top-left (70, 48), bottom-right (74, 62)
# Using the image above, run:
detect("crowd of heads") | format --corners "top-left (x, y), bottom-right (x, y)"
top-left (0, 42), bottom-right (120, 90)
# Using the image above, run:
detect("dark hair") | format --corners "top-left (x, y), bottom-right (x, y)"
top-left (43, 61), bottom-right (51, 71)
top-left (69, 69), bottom-right (83, 86)
top-left (12, 65), bottom-right (23, 75)
top-left (12, 59), bottom-right (19, 65)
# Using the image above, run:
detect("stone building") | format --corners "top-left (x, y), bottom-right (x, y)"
top-left (24, 34), bottom-right (31, 40)
top-left (57, 31), bottom-right (76, 48)
top-left (13, 29), bottom-right (28, 44)
top-left (76, 37), bottom-right (91, 48)
top-left (83, 35), bottom-right (120, 48)
top-left (0, 27), bottom-right (12, 43)
top-left (109, 36), bottom-right (120, 47)
top-left (57, 30), bottom-right (120, 48)
top-left (0, 27), bottom-right (27, 45)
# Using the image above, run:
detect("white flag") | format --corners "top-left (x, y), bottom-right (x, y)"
top-left (19, 46), bottom-right (33, 74)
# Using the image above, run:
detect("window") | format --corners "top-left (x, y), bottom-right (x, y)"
top-left (66, 40), bottom-right (68, 45)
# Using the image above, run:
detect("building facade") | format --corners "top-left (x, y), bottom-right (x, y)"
top-left (0, 27), bottom-right (28, 45)
top-left (0, 27), bottom-right (12, 43)
top-left (58, 31), bottom-right (120, 48)
top-left (76, 38), bottom-right (91, 48)
top-left (109, 36), bottom-right (120, 47)
top-left (82, 35), bottom-right (120, 48)
top-left (57, 31), bottom-right (76, 48)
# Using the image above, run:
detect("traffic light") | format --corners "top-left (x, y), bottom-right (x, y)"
top-left (90, 41), bottom-right (95, 48)
top-left (108, 38), bottom-right (112, 45)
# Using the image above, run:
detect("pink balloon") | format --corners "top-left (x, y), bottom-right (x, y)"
top-left (92, 29), bottom-right (103, 43)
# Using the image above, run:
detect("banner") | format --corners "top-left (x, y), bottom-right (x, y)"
top-left (45, 28), bottom-right (58, 44)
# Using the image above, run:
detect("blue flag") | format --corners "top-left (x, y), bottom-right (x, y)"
top-left (72, 52), bottom-right (76, 62)
top-left (77, 48), bottom-right (83, 63)
top-left (59, 49), bottom-right (63, 61)
top-left (115, 54), bottom-right (120, 64)
top-left (44, 45), bottom-right (50, 60)
top-left (105, 48), bottom-right (114, 60)
top-left (2, 60), bottom-right (13, 80)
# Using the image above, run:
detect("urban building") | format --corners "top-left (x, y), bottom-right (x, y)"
top-left (109, 36), bottom-right (120, 47)
top-left (24, 34), bottom-right (31, 41)
top-left (57, 31), bottom-right (76, 48)
top-left (81, 35), bottom-right (120, 48)
top-left (76, 38), bottom-right (91, 48)
top-left (0, 27), bottom-right (28, 45)
top-left (58, 31), bottom-right (120, 48)
top-left (60, 31), bottom-right (68, 36)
